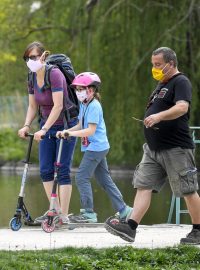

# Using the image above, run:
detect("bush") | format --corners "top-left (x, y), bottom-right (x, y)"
top-left (0, 128), bottom-right (38, 164)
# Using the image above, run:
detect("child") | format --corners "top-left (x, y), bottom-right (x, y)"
top-left (57, 72), bottom-right (132, 223)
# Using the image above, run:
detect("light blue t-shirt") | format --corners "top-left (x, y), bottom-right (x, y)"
top-left (78, 99), bottom-right (110, 152)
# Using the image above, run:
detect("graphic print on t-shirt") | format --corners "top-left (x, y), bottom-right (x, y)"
top-left (158, 88), bottom-right (168, 98)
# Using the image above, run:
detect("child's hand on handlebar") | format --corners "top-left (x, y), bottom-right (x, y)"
top-left (56, 130), bottom-right (70, 139)
top-left (56, 131), bottom-right (63, 138)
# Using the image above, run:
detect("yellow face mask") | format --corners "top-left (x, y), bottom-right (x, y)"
top-left (152, 64), bottom-right (169, 81)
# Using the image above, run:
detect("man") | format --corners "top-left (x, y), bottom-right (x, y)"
top-left (105, 47), bottom-right (200, 245)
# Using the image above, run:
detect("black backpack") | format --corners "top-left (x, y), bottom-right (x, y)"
top-left (28, 54), bottom-right (79, 126)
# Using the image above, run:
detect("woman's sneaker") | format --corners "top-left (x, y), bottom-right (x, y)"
top-left (34, 211), bottom-right (49, 224)
top-left (61, 215), bottom-right (69, 225)
top-left (104, 216), bottom-right (136, 242)
top-left (69, 209), bottom-right (97, 223)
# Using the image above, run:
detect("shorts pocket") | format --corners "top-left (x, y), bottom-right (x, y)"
top-left (179, 168), bottom-right (198, 194)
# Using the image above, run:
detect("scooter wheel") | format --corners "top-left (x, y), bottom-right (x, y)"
top-left (9, 217), bottom-right (22, 231)
top-left (41, 219), bottom-right (56, 233)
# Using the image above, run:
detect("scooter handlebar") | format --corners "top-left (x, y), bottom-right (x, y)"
top-left (63, 132), bottom-right (70, 139)
top-left (25, 132), bottom-right (34, 138)
top-left (40, 133), bottom-right (69, 140)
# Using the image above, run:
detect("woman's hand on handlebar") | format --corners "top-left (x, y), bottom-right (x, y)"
top-left (34, 129), bottom-right (47, 142)
top-left (18, 126), bottom-right (30, 139)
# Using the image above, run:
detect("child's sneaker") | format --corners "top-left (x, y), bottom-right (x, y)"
top-left (114, 206), bottom-right (133, 221)
top-left (69, 209), bottom-right (97, 223)
top-left (119, 206), bottom-right (133, 221)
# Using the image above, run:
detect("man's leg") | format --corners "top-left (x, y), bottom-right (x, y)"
top-left (162, 147), bottom-right (200, 244)
top-left (130, 189), bottom-right (152, 223)
top-left (105, 188), bottom-right (152, 242)
top-left (180, 192), bottom-right (200, 244)
top-left (105, 144), bottom-right (166, 242)
top-left (184, 192), bottom-right (200, 224)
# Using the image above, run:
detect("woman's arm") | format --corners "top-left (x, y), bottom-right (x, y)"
top-left (25, 95), bottom-right (38, 125)
top-left (18, 95), bottom-right (37, 138)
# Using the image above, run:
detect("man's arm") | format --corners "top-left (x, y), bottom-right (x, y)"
top-left (144, 101), bottom-right (189, 128)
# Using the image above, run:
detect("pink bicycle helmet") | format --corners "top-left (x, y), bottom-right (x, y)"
top-left (71, 72), bottom-right (101, 89)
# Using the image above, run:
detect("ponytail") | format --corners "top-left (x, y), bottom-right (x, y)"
top-left (94, 91), bottom-right (101, 102)
top-left (89, 86), bottom-right (101, 102)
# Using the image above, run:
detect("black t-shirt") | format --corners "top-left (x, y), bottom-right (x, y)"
top-left (144, 73), bottom-right (194, 150)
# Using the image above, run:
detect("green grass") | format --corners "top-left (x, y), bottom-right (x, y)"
top-left (0, 246), bottom-right (200, 269)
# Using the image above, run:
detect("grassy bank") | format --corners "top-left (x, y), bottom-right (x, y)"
top-left (0, 246), bottom-right (200, 270)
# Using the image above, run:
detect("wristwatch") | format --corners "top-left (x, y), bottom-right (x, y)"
top-left (41, 126), bottom-right (48, 132)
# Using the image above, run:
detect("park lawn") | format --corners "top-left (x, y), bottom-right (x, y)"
top-left (0, 245), bottom-right (199, 270)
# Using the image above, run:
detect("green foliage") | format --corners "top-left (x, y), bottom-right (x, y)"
top-left (0, 128), bottom-right (38, 164)
top-left (0, 246), bottom-right (200, 269)
top-left (0, 0), bottom-right (200, 166)
top-left (0, 128), bottom-right (26, 162)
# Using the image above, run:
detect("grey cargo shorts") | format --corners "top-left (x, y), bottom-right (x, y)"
top-left (133, 143), bottom-right (198, 197)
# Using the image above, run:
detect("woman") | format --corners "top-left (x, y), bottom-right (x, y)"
top-left (18, 41), bottom-right (77, 224)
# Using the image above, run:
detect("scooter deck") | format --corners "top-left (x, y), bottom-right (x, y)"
top-left (60, 222), bottom-right (105, 230)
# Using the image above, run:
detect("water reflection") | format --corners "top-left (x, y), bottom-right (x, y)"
top-left (0, 171), bottom-right (191, 228)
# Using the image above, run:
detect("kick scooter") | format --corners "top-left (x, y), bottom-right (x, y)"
top-left (41, 137), bottom-right (65, 233)
top-left (9, 133), bottom-right (38, 231)
top-left (41, 134), bottom-right (104, 232)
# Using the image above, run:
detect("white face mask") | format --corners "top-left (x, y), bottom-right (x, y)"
top-left (26, 59), bottom-right (44, 72)
top-left (76, 90), bottom-right (88, 103)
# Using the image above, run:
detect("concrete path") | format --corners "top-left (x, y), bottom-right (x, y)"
top-left (1, 224), bottom-right (199, 250)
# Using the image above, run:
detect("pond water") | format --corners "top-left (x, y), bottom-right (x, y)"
top-left (0, 171), bottom-right (192, 228)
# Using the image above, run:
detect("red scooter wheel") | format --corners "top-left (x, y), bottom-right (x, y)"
top-left (41, 219), bottom-right (56, 233)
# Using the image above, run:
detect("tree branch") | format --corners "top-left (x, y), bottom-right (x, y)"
top-left (14, 25), bottom-right (78, 41)
top-left (129, 0), bottom-right (196, 79)
top-left (103, 0), bottom-right (127, 20)
top-left (85, 0), bottom-right (99, 12)
top-left (103, 0), bottom-right (173, 20)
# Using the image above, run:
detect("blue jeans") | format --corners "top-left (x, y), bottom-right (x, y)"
top-left (39, 121), bottom-right (77, 185)
top-left (75, 150), bottom-right (126, 212)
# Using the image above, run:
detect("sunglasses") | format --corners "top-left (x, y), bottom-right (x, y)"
top-left (24, 55), bottom-right (41, 62)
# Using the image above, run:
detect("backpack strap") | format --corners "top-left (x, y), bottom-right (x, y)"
top-left (27, 71), bottom-right (34, 93)
top-left (44, 64), bottom-right (54, 89)
top-left (44, 64), bottom-right (78, 106)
